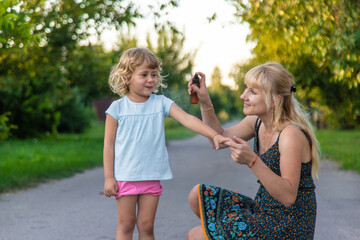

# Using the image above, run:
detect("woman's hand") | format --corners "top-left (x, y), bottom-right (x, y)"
top-left (225, 136), bottom-right (256, 166)
top-left (212, 134), bottom-right (232, 149)
top-left (188, 72), bottom-right (211, 104)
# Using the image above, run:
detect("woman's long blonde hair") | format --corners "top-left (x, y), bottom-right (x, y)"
top-left (245, 62), bottom-right (320, 178)
top-left (108, 48), bottom-right (167, 97)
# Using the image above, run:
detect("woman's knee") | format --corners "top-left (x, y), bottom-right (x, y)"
top-left (188, 185), bottom-right (199, 204)
top-left (188, 185), bottom-right (200, 215)
top-left (187, 226), bottom-right (206, 240)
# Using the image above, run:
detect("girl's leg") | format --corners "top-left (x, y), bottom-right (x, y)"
top-left (188, 185), bottom-right (200, 218)
top-left (187, 226), bottom-right (207, 240)
top-left (136, 194), bottom-right (160, 240)
top-left (116, 195), bottom-right (138, 240)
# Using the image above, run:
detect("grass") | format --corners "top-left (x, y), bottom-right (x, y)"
top-left (0, 121), bottom-right (105, 193)
top-left (1, 120), bottom-right (359, 194)
top-left (0, 119), bottom-right (196, 193)
top-left (315, 129), bottom-right (360, 173)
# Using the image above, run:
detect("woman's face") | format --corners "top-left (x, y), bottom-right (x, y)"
top-left (240, 84), bottom-right (267, 116)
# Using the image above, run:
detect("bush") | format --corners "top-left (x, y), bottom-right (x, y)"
top-left (0, 112), bottom-right (17, 141)
top-left (57, 96), bottom-right (92, 133)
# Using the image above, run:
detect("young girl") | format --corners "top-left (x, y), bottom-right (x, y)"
top-left (103, 48), bottom-right (228, 240)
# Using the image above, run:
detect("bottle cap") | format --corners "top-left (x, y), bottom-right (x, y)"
top-left (193, 74), bottom-right (199, 84)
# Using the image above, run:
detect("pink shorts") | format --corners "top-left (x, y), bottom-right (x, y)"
top-left (114, 180), bottom-right (163, 199)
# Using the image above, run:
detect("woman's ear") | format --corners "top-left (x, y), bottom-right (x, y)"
top-left (272, 95), bottom-right (283, 108)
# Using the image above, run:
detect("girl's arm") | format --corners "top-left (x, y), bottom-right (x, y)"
top-left (103, 115), bottom-right (118, 197)
top-left (169, 103), bottom-right (229, 149)
top-left (227, 126), bottom-right (310, 207)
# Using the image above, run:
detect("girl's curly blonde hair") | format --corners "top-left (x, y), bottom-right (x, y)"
top-left (108, 48), bottom-right (167, 97)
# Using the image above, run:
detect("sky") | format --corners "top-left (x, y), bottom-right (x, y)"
top-left (101, 0), bottom-right (254, 88)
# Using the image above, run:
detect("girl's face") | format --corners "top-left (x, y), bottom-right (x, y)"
top-left (127, 61), bottom-right (159, 103)
top-left (240, 84), bottom-right (267, 116)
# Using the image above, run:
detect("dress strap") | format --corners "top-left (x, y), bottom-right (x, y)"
top-left (254, 118), bottom-right (262, 154)
top-left (255, 117), bottom-right (262, 132)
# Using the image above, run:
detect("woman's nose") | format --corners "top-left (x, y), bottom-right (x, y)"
top-left (240, 91), bottom-right (247, 100)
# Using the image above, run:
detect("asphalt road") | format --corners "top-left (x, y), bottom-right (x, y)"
top-left (1, 121), bottom-right (360, 240)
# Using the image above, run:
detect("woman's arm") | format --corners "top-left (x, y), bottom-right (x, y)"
top-left (188, 72), bottom-right (223, 135)
top-left (103, 115), bottom-right (118, 197)
top-left (227, 126), bottom-right (309, 207)
top-left (188, 72), bottom-right (256, 143)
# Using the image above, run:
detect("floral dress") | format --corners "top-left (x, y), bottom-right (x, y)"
top-left (198, 119), bottom-right (317, 239)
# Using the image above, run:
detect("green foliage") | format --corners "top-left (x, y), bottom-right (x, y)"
top-left (0, 0), bottom-right (41, 48)
top-left (208, 66), bottom-right (243, 122)
top-left (57, 93), bottom-right (93, 133)
top-left (0, 112), bottom-right (17, 141)
top-left (0, 0), bottom-right (180, 138)
top-left (229, 0), bottom-right (360, 128)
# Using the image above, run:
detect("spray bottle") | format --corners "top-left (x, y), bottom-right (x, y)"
top-left (190, 74), bottom-right (200, 105)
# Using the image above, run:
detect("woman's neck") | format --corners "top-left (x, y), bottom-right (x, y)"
top-left (259, 113), bottom-right (274, 132)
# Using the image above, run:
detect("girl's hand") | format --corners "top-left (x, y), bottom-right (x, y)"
top-left (225, 136), bottom-right (256, 166)
top-left (104, 178), bottom-right (118, 197)
top-left (213, 134), bottom-right (232, 149)
top-left (188, 72), bottom-right (211, 104)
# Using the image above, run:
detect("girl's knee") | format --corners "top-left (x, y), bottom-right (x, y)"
top-left (117, 217), bottom-right (136, 234)
top-left (137, 218), bottom-right (155, 235)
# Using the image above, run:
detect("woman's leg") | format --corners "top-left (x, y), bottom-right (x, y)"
top-left (137, 194), bottom-right (160, 240)
top-left (116, 195), bottom-right (138, 240)
top-left (187, 226), bottom-right (207, 240)
top-left (188, 184), bottom-right (201, 218)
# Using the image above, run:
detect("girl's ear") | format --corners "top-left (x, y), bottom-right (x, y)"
top-left (125, 74), bottom-right (133, 85)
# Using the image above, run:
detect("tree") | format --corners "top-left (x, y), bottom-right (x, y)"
top-left (0, 0), bottom-right (41, 140)
top-left (147, 27), bottom-right (195, 93)
top-left (0, 0), bottom-right (180, 137)
top-left (208, 66), bottom-right (243, 122)
top-left (229, 0), bottom-right (360, 128)
top-left (210, 66), bottom-right (223, 92)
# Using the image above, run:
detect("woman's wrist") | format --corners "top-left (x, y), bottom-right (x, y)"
top-left (248, 154), bottom-right (258, 168)
top-left (201, 104), bottom-right (214, 112)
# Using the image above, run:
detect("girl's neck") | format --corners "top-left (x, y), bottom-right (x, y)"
top-left (127, 94), bottom-right (150, 103)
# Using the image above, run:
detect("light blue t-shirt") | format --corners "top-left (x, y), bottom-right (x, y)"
top-left (105, 94), bottom-right (174, 181)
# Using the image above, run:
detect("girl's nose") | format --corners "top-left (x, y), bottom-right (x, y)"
top-left (146, 76), bottom-right (154, 82)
